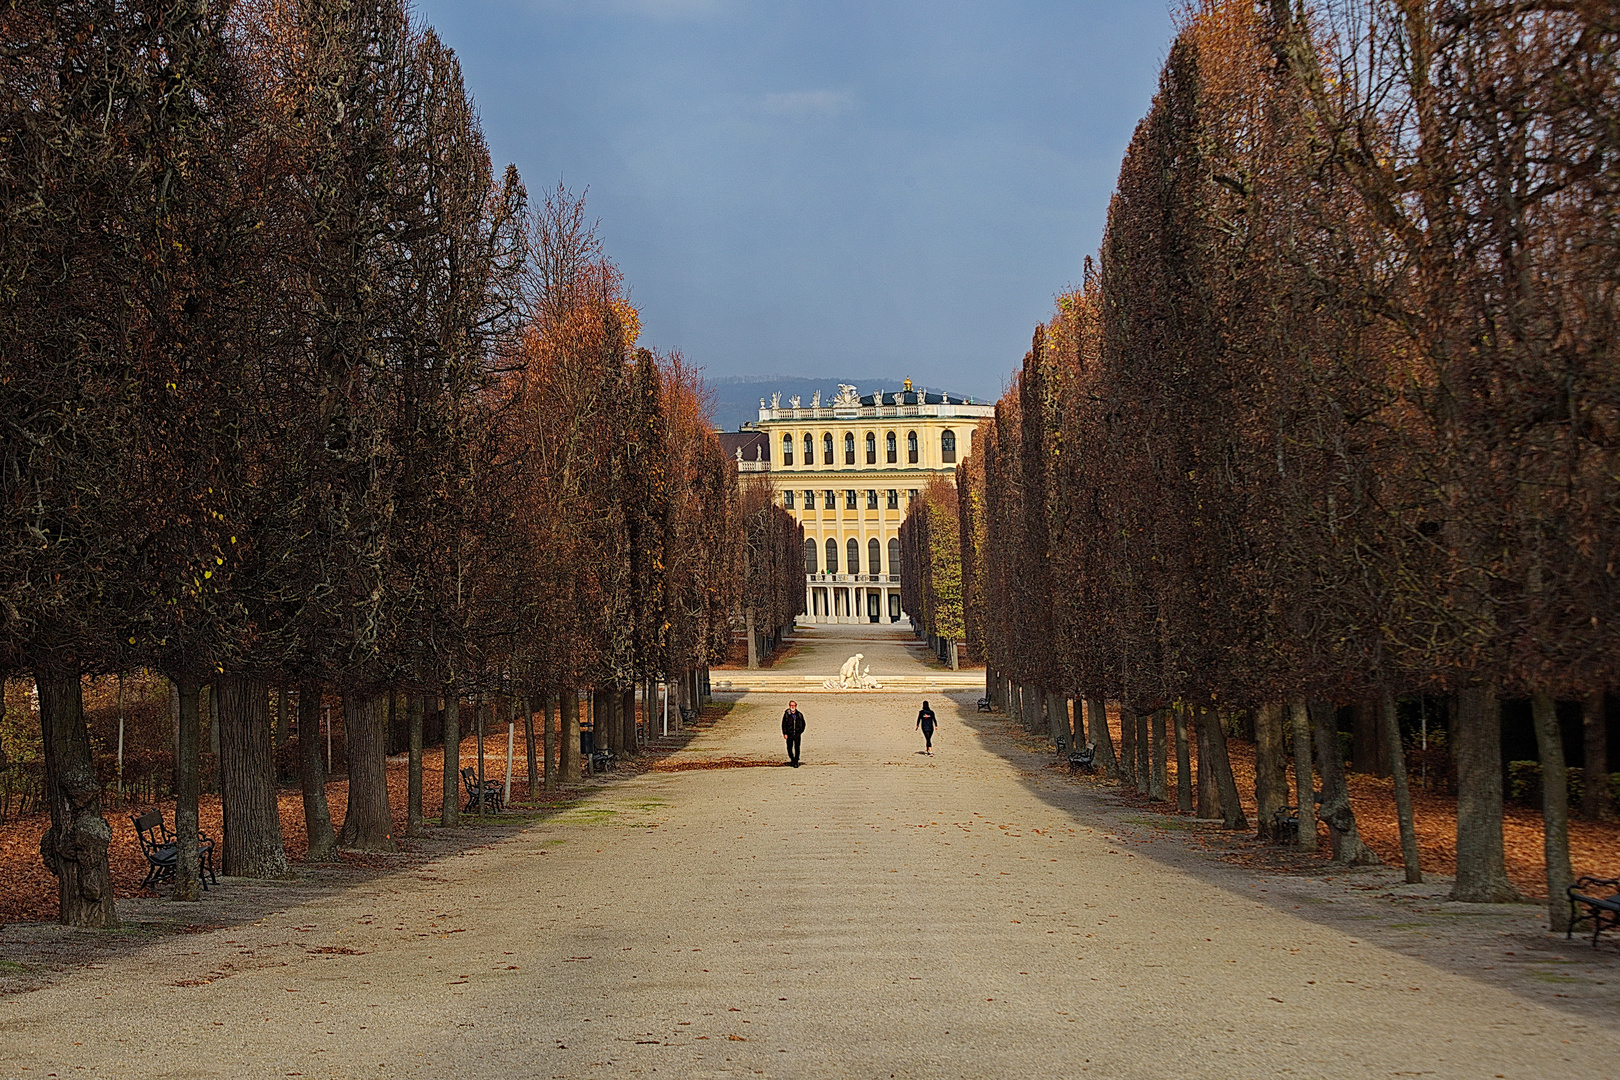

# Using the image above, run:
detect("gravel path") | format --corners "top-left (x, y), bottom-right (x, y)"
top-left (3, 627), bottom-right (1617, 1078)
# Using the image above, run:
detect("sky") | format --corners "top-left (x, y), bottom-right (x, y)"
top-left (412, 0), bottom-right (1179, 402)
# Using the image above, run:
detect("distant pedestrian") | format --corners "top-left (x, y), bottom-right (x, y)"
top-left (782, 700), bottom-right (806, 766)
top-left (916, 700), bottom-right (936, 755)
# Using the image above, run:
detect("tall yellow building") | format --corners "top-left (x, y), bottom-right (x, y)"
top-left (750, 379), bottom-right (993, 624)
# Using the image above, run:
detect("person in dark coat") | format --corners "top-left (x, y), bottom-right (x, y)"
top-left (916, 700), bottom-right (937, 755)
top-left (782, 700), bottom-right (806, 766)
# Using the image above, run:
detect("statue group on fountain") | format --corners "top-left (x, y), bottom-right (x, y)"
top-left (823, 652), bottom-right (882, 690)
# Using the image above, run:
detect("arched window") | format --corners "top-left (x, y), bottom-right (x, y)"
top-left (907, 430), bottom-right (919, 464)
top-left (888, 538), bottom-right (900, 575)
top-left (822, 432), bottom-right (834, 465)
top-left (843, 432), bottom-right (856, 465)
top-left (847, 537), bottom-right (860, 574)
top-left (825, 537), bottom-right (838, 574)
top-left (804, 433), bottom-right (814, 463)
top-left (864, 432), bottom-right (877, 464)
top-left (868, 537), bottom-right (881, 574)
top-left (885, 431), bottom-right (897, 463)
top-left (804, 538), bottom-right (818, 574)
top-left (782, 434), bottom-right (794, 466)
top-left (941, 428), bottom-right (956, 463)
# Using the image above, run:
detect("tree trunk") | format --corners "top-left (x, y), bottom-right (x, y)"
top-left (1290, 698), bottom-right (1317, 852)
top-left (1350, 699), bottom-right (1385, 775)
top-left (339, 692), bottom-right (394, 850)
top-left (622, 687), bottom-right (637, 754)
top-left (560, 689), bottom-right (581, 782)
top-left (1450, 684), bottom-right (1518, 902)
top-left (1135, 710), bottom-right (1150, 795)
top-left (474, 695), bottom-right (487, 815)
top-left (747, 608), bottom-right (758, 669)
top-left (543, 694), bottom-right (558, 790)
top-left (38, 666), bottom-right (118, 927)
top-left (215, 673), bottom-right (288, 878)
top-left (1119, 704), bottom-right (1137, 789)
top-left (173, 676), bottom-right (204, 898)
top-left (406, 695), bottom-right (425, 837)
top-left (441, 693), bottom-right (461, 827)
top-left (1087, 694), bottom-right (1118, 779)
top-left (1149, 709), bottom-right (1167, 802)
top-left (1310, 700), bottom-right (1377, 864)
top-left (207, 683), bottom-right (222, 779)
top-left (1584, 692), bottom-right (1612, 821)
top-left (298, 684), bottom-right (337, 860)
top-left (523, 695), bottom-right (537, 795)
top-left (1531, 691), bottom-right (1572, 932)
top-left (1201, 706), bottom-right (1248, 830)
top-left (1376, 689), bottom-right (1421, 882)
top-left (1046, 691), bottom-right (1068, 748)
top-left (1194, 712), bottom-right (1218, 818)
top-left (275, 686), bottom-right (291, 753)
top-left (1253, 702), bottom-right (1288, 839)
top-left (1173, 704), bottom-right (1193, 812)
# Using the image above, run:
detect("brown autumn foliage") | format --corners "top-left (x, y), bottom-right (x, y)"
top-left (941, 1), bottom-right (1620, 924)
top-left (0, 4), bottom-right (754, 924)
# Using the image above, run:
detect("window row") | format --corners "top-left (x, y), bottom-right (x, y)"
top-left (804, 537), bottom-right (902, 576)
top-left (786, 489), bottom-right (919, 511)
top-left (779, 429), bottom-right (958, 466)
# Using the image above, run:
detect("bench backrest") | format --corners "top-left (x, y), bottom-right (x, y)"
top-left (132, 810), bottom-right (168, 853)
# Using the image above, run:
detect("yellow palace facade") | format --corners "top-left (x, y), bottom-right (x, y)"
top-left (752, 379), bottom-right (993, 624)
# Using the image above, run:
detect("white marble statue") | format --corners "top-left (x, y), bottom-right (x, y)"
top-left (833, 383), bottom-right (860, 408)
top-left (811, 390), bottom-right (821, 408)
top-left (822, 652), bottom-right (882, 690)
top-left (790, 395), bottom-right (801, 409)
top-left (771, 391), bottom-right (781, 408)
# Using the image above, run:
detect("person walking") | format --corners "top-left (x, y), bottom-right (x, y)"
top-left (917, 700), bottom-right (937, 755)
top-left (782, 699), bottom-right (806, 767)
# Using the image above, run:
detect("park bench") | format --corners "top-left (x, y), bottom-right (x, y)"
top-left (132, 809), bottom-right (217, 891)
top-left (1270, 805), bottom-right (1300, 845)
top-left (1567, 875), bottom-right (1620, 947)
top-left (1067, 743), bottom-right (1096, 773)
top-left (460, 767), bottom-right (504, 814)
top-left (976, 697), bottom-right (993, 712)
top-left (578, 728), bottom-right (615, 773)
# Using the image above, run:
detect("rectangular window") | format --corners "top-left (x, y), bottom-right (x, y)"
top-left (804, 490), bottom-right (815, 509)
top-left (908, 489), bottom-right (918, 502)
top-left (825, 490), bottom-right (836, 509)
top-left (845, 489), bottom-right (857, 510)
top-left (866, 490), bottom-right (878, 510)
top-left (887, 489), bottom-right (898, 510)
top-left (784, 490), bottom-right (795, 509)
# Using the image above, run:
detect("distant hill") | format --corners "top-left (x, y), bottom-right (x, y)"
top-left (704, 375), bottom-right (979, 432)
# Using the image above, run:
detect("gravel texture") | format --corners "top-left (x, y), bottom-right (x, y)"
top-left (2, 625), bottom-right (1617, 1078)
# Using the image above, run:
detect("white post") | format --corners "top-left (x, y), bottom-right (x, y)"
top-left (504, 721), bottom-right (514, 805)
top-left (662, 681), bottom-right (669, 737)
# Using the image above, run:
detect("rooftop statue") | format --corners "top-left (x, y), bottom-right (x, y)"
top-left (790, 395), bottom-right (801, 409)
top-left (771, 392), bottom-right (781, 408)
top-left (811, 391), bottom-right (821, 408)
top-left (833, 383), bottom-right (861, 408)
